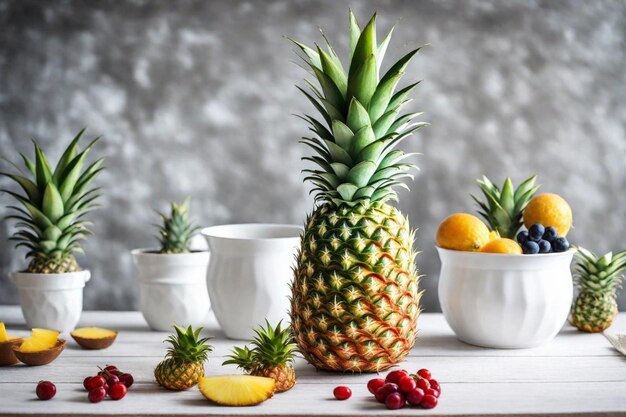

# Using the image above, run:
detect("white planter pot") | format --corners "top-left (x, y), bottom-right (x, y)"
top-left (132, 249), bottom-right (210, 331)
top-left (202, 224), bottom-right (301, 340)
top-left (10, 270), bottom-right (91, 332)
top-left (437, 247), bottom-right (574, 348)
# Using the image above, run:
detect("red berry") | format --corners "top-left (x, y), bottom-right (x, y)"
top-left (118, 373), bottom-right (134, 388)
top-left (107, 374), bottom-right (120, 385)
top-left (385, 392), bottom-right (405, 410)
top-left (36, 381), bottom-right (56, 401)
top-left (375, 383), bottom-right (398, 403)
top-left (425, 388), bottom-right (440, 398)
top-left (421, 394), bottom-right (438, 409)
top-left (429, 378), bottom-right (441, 393)
top-left (104, 365), bottom-right (118, 374)
top-left (367, 378), bottom-right (385, 395)
top-left (83, 376), bottom-right (93, 391)
top-left (398, 376), bottom-right (417, 394)
top-left (406, 388), bottom-right (425, 406)
top-left (88, 387), bottom-right (106, 403)
top-left (417, 368), bottom-right (432, 380)
top-left (108, 383), bottom-right (127, 400)
top-left (103, 383), bottom-right (109, 394)
top-left (385, 369), bottom-right (408, 384)
top-left (85, 376), bottom-right (105, 391)
top-left (333, 386), bottom-right (351, 400)
top-left (415, 377), bottom-right (430, 391)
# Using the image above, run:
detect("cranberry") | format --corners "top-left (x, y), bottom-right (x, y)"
top-left (429, 378), bottom-right (441, 393)
top-left (106, 374), bottom-right (120, 385)
top-left (406, 388), bottom-right (425, 406)
top-left (104, 365), bottom-right (119, 374)
top-left (109, 383), bottom-right (127, 400)
top-left (375, 383), bottom-right (398, 403)
top-left (385, 392), bottom-right (405, 410)
top-left (421, 394), bottom-right (438, 409)
top-left (118, 373), bottom-right (134, 388)
top-left (83, 376), bottom-right (93, 391)
top-left (88, 387), bottom-right (106, 403)
top-left (417, 368), bottom-right (432, 380)
top-left (415, 377), bottom-right (430, 391)
top-left (425, 388), bottom-right (440, 398)
top-left (333, 386), bottom-right (351, 400)
top-left (398, 376), bottom-right (417, 394)
top-left (385, 369), bottom-right (408, 384)
top-left (36, 381), bottom-right (56, 401)
top-left (85, 376), bottom-right (105, 391)
top-left (367, 378), bottom-right (385, 395)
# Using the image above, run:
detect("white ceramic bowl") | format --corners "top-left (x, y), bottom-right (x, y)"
top-left (437, 247), bottom-right (574, 348)
top-left (202, 224), bottom-right (301, 340)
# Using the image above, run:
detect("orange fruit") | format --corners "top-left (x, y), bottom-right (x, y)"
top-left (479, 238), bottom-right (522, 254)
top-left (523, 193), bottom-right (572, 236)
top-left (436, 213), bottom-right (491, 252)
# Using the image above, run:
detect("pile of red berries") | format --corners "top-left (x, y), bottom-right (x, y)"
top-left (83, 364), bottom-right (134, 403)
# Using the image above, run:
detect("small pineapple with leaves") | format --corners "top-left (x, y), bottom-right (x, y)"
top-left (570, 248), bottom-right (626, 333)
top-left (157, 197), bottom-right (200, 254)
top-left (1, 129), bottom-right (104, 273)
top-left (472, 175), bottom-right (539, 239)
top-left (155, 325), bottom-right (213, 390)
top-left (224, 321), bottom-right (297, 392)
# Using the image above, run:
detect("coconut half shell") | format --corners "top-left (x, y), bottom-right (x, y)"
top-left (13, 339), bottom-right (66, 366)
top-left (0, 338), bottom-right (23, 366)
top-left (71, 329), bottom-right (118, 350)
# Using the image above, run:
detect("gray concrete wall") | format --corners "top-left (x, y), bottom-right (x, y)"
top-left (1, 0), bottom-right (625, 311)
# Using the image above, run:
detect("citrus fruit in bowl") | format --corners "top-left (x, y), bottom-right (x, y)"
top-left (523, 193), bottom-right (572, 236)
top-left (479, 238), bottom-right (522, 254)
top-left (436, 213), bottom-right (490, 252)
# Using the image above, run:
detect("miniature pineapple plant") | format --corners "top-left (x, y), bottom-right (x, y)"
top-left (570, 248), bottom-right (626, 333)
top-left (157, 197), bottom-right (200, 254)
top-left (155, 325), bottom-right (213, 390)
top-left (224, 321), bottom-right (297, 392)
top-left (1, 129), bottom-right (104, 273)
top-left (289, 11), bottom-right (425, 372)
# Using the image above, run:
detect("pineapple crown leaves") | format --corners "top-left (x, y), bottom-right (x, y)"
top-left (223, 320), bottom-right (297, 370)
top-left (163, 325), bottom-right (213, 364)
top-left (574, 247), bottom-right (626, 293)
top-left (291, 11), bottom-right (427, 208)
top-left (156, 196), bottom-right (200, 254)
top-left (471, 175), bottom-right (540, 239)
top-left (0, 128), bottom-right (104, 260)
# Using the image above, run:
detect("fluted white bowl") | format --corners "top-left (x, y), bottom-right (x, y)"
top-left (437, 247), bottom-right (574, 348)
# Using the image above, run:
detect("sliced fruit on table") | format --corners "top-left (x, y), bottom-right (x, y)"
top-left (523, 193), bottom-right (572, 237)
top-left (479, 238), bottom-right (522, 254)
top-left (19, 329), bottom-right (60, 352)
top-left (436, 213), bottom-right (491, 251)
top-left (0, 322), bottom-right (23, 366)
top-left (154, 325), bottom-right (213, 390)
top-left (198, 375), bottom-right (275, 406)
top-left (223, 320), bottom-right (297, 392)
top-left (71, 327), bottom-right (118, 350)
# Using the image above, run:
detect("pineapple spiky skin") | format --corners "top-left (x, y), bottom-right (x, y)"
top-left (291, 203), bottom-right (420, 372)
top-left (26, 254), bottom-right (79, 274)
top-left (571, 291), bottom-right (617, 333)
top-left (157, 197), bottom-right (199, 254)
top-left (154, 358), bottom-right (205, 391)
top-left (252, 366), bottom-right (295, 393)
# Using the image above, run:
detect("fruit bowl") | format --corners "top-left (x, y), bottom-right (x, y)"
top-left (0, 338), bottom-right (23, 366)
top-left (71, 327), bottom-right (118, 350)
top-left (437, 247), bottom-right (574, 348)
top-left (12, 339), bottom-right (66, 366)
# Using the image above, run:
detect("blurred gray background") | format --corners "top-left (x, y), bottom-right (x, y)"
top-left (1, 0), bottom-right (625, 311)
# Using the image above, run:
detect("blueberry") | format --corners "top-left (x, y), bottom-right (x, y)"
top-left (522, 240), bottom-right (540, 254)
top-left (516, 231), bottom-right (529, 244)
top-left (528, 224), bottom-right (545, 242)
top-left (543, 226), bottom-right (558, 242)
top-left (538, 239), bottom-right (552, 253)
top-left (552, 237), bottom-right (570, 253)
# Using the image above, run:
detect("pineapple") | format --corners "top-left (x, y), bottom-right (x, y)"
top-left (1, 129), bottom-right (104, 273)
top-left (289, 12), bottom-right (425, 372)
top-left (224, 321), bottom-right (297, 392)
top-left (19, 328), bottom-right (60, 352)
top-left (472, 175), bottom-right (539, 239)
top-left (157, 197), bottom-right (200, 254)
top-left (570, 247), bottom-right (626, 333)
top-left (154, 325), bottom-right (213, 390)
top-left (198, 375), bottom-right (275, 406)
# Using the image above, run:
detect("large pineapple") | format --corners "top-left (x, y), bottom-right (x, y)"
top-left (155, 325), bottom-right (213, 390)
top-left (1, 129), bottom-right (104, 273)
top-left (472, 175), bottom-right (539, 239)
top-left (570, 248), bottom-right (626, 333)
top-left (224, 320), bottom-right (297, 392)
top-left (289, 12), bottom-right (425, 372)
top-left (156, 197), bottom-right (200, 254)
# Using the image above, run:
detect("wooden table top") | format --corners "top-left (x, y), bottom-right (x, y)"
top-left (0, 306), bottom-right (624, 417)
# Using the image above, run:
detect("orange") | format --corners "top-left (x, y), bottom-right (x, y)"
top-left (479, 238), bottom-right (522, 254)
top-left (523, 193), bottom-right (572, 236)
top-left (436, 213), bottom-right (491, 252)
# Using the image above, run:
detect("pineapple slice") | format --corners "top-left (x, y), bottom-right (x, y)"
top-left (0, 322), bottom-right (8, 342)
top-left (198, 375), bottom-right (275, 406)
top-left (71, 327), bottom-right (116, 339)
top-left (19, 329), bottom-right (60, 352)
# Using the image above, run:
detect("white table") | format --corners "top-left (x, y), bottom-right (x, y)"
top-left (0, 306), bottom-right (624, 416)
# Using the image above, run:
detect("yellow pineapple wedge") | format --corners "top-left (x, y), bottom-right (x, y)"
top-left (198, 375), bottom-right (275, 406)
top-left (19, 329), bottom-right (60, 352)
top-left (0, 322), bottom-right (9, 342)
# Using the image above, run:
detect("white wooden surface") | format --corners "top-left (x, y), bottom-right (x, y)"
top-left (0, 306), bottom-right (624, 417)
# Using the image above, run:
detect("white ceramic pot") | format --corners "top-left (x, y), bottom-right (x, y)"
top-left (132, 249), bottom-right (210, 331)
top-left (10, 270), bottom-right (91, 332)
top-left (202, 224), bottom-right (301, 340)
top-left (437, 247), bottom-right (574, 348)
